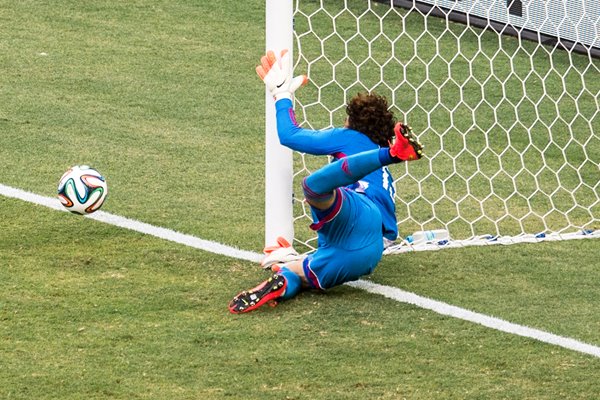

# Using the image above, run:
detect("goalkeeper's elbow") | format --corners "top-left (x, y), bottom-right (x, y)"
top-left (278, 135), bottom-right (295, 149)
top-left (277, 130), bottom-right (305, 150)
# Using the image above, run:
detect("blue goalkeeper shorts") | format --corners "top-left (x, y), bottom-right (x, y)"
top-left (303, 187), bottom-right (384, 290)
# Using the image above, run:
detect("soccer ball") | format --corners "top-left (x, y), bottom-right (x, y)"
top-left (57, 165), bottom-right (108, 214)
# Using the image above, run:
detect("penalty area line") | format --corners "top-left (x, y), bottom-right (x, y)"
top-left (346, 280), bottom-right (600, 359)
top-left (2, 183), bottom-right (599, 359)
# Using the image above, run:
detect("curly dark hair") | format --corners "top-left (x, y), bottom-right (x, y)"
top-left (345, 92), bottom-right (396, 147)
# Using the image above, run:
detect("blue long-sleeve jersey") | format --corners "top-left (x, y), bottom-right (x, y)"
top-left (275, 98), bottom-right (398, 240)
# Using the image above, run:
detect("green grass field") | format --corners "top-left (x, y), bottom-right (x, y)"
top-left (1, 1), bottom-right (600, 399)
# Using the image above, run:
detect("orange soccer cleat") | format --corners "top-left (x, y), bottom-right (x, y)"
top-left (389, 122), bottom-right (424, 162)
top-left (229, 274), bottom-right (287, 314)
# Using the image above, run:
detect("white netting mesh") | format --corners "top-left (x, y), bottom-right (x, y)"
top-left (289, 0), bottom-right (600, 252)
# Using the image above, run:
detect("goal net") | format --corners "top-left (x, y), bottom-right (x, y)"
top-left (265, 0), bottom-right (600, 252)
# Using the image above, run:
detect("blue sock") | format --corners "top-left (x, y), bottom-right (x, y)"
top-left (378, 147), bottom-right (395, 164)
top-left (277, 267), bottom-right (302, 300)
top-left (304, 148), bottom-right (387, 195)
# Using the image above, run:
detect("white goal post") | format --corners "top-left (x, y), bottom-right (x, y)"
top-left (264, 0), bottom-right (295, 246)
top-left (265, 0), bottom-right (600, 251)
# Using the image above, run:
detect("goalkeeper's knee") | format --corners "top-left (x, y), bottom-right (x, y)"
top-left (302, 176), bottom-right (335, 205)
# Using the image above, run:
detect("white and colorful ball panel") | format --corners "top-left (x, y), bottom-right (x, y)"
top-left (57, 165), bottom-right (108, 214)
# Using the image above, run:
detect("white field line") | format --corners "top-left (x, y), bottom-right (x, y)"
top-left (346, 280), bottom-right (600, 358)
top-left (2, 182), bottom-right (599, 359)
top-left (0, 183), bottom-right (261, 263)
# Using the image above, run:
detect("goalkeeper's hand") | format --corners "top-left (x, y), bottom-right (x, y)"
top-left (256, 49), bottom-right (308, 101)
top-left (260, 236), bottom-right (302, 270)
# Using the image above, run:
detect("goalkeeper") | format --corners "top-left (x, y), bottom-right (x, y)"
top-left (229, 50), bottom-right (423, 314)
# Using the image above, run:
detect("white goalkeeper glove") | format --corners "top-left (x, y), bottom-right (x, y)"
top-left (260, 236), bottom-right (302, 270)
top-left (256, 49), bottom-right (308, 101)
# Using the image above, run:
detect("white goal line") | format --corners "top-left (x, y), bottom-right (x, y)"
top-left (1, 182), bottom-right (599, 359)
